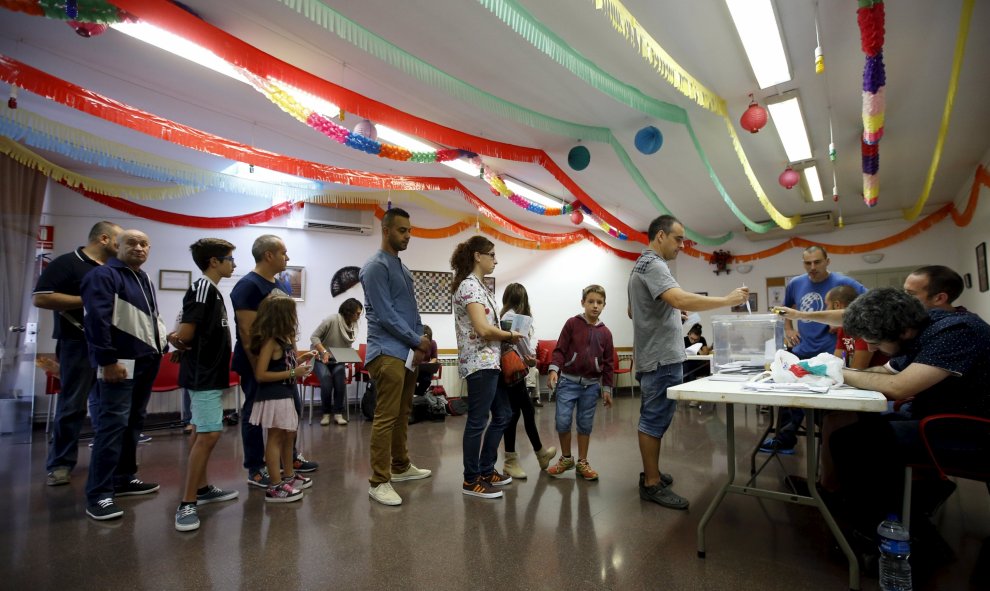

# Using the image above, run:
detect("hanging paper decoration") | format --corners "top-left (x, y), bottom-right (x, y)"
top-left (568, 145), bottom-right (590, 170)
top-left (815, 46), bottom-right (824, 74)
top-left (569, 209), bottom-right (584, 225)
top-left (2, 0), bottom-right (128, 24)
top-left (858, 0), bottom-right (885, 207)
top-left (778, 166), bottom-right (800, 189)
top-left (634, 126), bottom-right (663, 154)
top-left (739, 94), bottom-right (767, 134)
top-left (7, 84), bottom-right (16, 109)
top-left (67, 20), bottom-right (109, 37)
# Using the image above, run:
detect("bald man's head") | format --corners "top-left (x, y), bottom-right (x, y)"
top-left (116, 229), bottom-right (151, 270)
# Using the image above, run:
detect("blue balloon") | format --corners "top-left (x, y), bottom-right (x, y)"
top-left (635, 126), bottom-right (664, 155)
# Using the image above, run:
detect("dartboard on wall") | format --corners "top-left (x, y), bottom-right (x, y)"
top-left (411, 270), bottom-right (453, 314)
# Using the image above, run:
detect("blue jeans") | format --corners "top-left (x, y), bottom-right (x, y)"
top-left (85, 355), bottom-right (159, 504)
top-left (636, 364), bottom-right (683, 439)
top-left (462, 369), bottom-right (511, 481)
top-left (238, 369), bottom-right (267, 472)
top-left (314, 359), bottom-right (346, 415)
top-left (554, 377), bottom-right (600, 435)
top-left (46, 339), bottom-right (98, 472)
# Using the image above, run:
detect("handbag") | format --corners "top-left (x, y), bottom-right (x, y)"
top-left (500, 347), bottom-right (528, 385)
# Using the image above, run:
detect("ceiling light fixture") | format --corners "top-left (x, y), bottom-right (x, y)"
top-left (766, 94), bottom-right (813, 162)
top-left (503, 178), bottom-right (562, 209)
top-left (802, 164), bottom-right (825, 203)
top-left (725, 0), bottom-right (791, 89)
top-left (111, 21), bottom-right (248, 84)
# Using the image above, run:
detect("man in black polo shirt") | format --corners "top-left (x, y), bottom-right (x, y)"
top-left (33, 221), bottom-right (121, 486)
top-left (170, 238), bottom-right (240, 532)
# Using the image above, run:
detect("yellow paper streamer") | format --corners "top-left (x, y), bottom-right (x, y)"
top-left (589, 0), bottom-right (800, 229)
top-left (903, 0), bottom-right (974, 220)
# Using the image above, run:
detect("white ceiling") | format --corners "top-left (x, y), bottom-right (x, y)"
top-left (1, 0), bottom-right (988, 247)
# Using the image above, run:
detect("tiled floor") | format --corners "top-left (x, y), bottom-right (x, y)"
top-left (1, 397), bottom-right (986, 590)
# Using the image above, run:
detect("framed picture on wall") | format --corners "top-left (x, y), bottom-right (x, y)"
top-left (730, 293), bottom-right (758, 313)
top-left (279, 266), bottom-right (305, 301)
top-left (411, 270), bottom-right (453, 314)
top-left (977, 242), bottom-right (988, 293)
top-left (158, 269), bottom-right (191, 291)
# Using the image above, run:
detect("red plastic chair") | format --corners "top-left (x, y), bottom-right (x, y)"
top-left (298, 371), bottom-right (322, 425)
top-left (612, 349), bottom-right (634, 397)
top-left (902, 413), bottom-right (990, 533)
top-left (151, 356), bottom-right (182, 394)
top-left (535, 340), bottom-right (556, 397)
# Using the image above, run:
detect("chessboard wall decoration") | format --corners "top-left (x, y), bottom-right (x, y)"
top-left (411, 270), bottom-right (453, 314)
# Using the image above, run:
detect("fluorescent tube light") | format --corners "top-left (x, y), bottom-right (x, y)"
top-left (803, 165), bottom-right (825, 202)
top-left (725, 0), bottom-right (790, 89)
top-left (503, 178), bottom-right (562, 209)
top-left (112, 22), bottom-right (248, 83)
top-left (767, 96), bottom-right (813, 162)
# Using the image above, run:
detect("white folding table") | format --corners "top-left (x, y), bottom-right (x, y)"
top-left (667, 377), bottom-right (887, 591)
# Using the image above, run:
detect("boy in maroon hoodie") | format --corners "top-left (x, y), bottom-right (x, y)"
top-left (546, 285), bottom-right (614, 480)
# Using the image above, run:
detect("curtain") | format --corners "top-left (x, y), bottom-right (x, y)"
top-left (0, 150), bottom-right (46, 367)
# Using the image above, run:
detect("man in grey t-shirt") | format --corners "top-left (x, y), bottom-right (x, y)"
top-left (628, 215), bottom-right (748, 510)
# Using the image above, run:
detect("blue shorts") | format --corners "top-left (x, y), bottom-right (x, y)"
top-left (190, 389), bottom-right (224, 433)
top-left (554, 377), bottom-right (599, 435)
top-left (636, 364), bottom-right (683, 439)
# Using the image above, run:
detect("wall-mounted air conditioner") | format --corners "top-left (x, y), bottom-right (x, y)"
top-left (302, 203), bottom-right (374, 236)
top-left (742, 211), bottom-right (834, 242)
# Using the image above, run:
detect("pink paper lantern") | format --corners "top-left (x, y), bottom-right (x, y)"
top-left (739, 95), bottom-right (768, 134)
top-left (569, 210), bottom-right (584, 225)
top-left (67, 21), bottom-right (109, 38)
top-left (778, 166), bottom-right (800, 189)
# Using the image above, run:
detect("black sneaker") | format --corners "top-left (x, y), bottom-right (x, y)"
top-left (247, 468), bottom-right (271, 488)
top-left (640, 480), bottom-right (689, 510)
top-left (292, 454), bottom-right (319, 473)
top-left (114, 478), bottom-right (160, 496)
top-left (463, 477), bottom-right (503, 499)
top-left (86, 498), bottom-right (124, 521)
top-left (482, 469), bottom-right (512, 486)
top-left (639, 471), bottom-right (674, 488)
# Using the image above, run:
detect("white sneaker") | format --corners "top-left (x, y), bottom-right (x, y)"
top-left (320, 414), bottom-right (331, 426)
top-left (369, 482), bottom-right (402, 505)
top-left (333, 414), bottom-right (348, 425)
top-left (391, 463), bottom-right (432, 482)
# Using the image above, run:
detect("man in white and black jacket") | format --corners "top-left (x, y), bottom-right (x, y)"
top-left (81, 229), bottom-right (168, 521)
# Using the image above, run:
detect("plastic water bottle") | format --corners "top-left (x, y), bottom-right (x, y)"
top-left (877, 514), bottom-right (913, 591)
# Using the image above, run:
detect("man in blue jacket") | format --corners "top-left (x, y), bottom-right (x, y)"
top-left (82, 229), bottom-right (168, 521)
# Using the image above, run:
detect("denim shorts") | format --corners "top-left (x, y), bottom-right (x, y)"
top-left (190, 389), bottom-right (224, 433)
top-left (636, 364), bottom-right (683, 438)
top-left (554, 376), bottom-right (599, 435)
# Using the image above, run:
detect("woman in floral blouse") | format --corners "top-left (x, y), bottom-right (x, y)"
top-left (450, 236), bottom-right (522, 500)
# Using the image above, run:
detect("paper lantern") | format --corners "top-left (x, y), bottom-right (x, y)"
top-left (634, 126), bottom-right (663, 154)
top-left (570, 209), bottom-right (584, 225)
top-left (778, 166), bottom-right (800, 189)
top-left (567, 145), bottom-right (590, 171)
top-left (67, 21), bottom-right (109, 37)
top-left (353, 119), bottom-right (378, 141)
top-left (739, 95), bottom-right (768, 133)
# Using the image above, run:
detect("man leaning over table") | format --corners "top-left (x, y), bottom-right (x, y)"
top-left (827, 288), bottom-right (990, 540)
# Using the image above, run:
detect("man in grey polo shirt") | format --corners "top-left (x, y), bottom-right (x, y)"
top-left (628, 215), bottom-right (748, 510)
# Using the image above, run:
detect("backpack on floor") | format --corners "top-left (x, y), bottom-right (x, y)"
top-left (445, 397), bottom-right (468, 416)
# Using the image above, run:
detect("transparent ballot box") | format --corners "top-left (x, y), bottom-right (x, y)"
top-left (711, 314), bottom-right (784, 373)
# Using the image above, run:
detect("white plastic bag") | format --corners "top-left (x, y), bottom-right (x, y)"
top-left (770, 350), bottom-right (844, 387)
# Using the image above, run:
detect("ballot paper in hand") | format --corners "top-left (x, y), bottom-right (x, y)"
top-left (685, 342), bottom-right (704, 354)
top-left (510, 314), bottom-right (533, 354)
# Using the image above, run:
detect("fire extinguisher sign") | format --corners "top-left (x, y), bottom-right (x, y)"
top-left (38, 225), bottom-right (54, 250)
